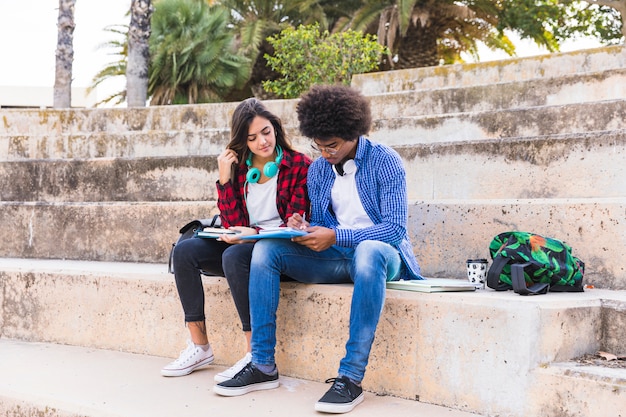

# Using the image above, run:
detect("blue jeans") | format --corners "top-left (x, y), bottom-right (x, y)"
top-left (249, 239), bottom-right (401, 383)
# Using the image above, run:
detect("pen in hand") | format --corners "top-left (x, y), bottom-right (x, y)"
top-left (300, 213), bottom-right (307, 230)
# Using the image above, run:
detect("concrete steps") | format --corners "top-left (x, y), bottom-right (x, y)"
top-left (2, 128), bottom-right (624, 204)
top-left (0, 339), bottom-right (486, 417)
top-left (1, 258), bottom-right (624, 417)
top-left (371, 99), bottom-right (626, 145)
top-left (531, 363), bottom-right (626, 416)
top-left (1, 194), bottom-right (624, 290)
top-left (352, 45), bottom-right (626, 94)
top-left (0, 198), bottom-right (623, 290)
top-left (366, 67), bottom-right (626, 117)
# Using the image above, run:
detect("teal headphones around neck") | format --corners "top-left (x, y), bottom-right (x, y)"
top-left (245, 145), bottom-right (283, 183)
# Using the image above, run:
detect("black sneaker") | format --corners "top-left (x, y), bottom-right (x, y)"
top-left (213, 362), bottom-right (279, 397)
top-left (314, 376), bottom-right (364, 413)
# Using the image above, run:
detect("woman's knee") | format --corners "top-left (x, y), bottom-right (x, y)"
top-left (222, 244), bottom-right (254, 278)
top-left (173, 238), bottom-right (204, 265)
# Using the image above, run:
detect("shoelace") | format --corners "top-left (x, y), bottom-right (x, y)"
top-left (233, 363), bottom-right (255, 381)
top-left (325, 377), bottom-right (350, 397)
top-left (174, 343), bottom-right (196, 364)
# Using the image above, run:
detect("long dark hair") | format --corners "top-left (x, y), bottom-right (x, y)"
top-left (227, 98), bottom-right (293, 168)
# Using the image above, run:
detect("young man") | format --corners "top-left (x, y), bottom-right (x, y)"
top-left (214, 85), bottom-right (422, 414)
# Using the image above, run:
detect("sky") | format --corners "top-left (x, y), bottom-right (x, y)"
top-left (0, 0), bottom-right (604, 107)
top-left (0, 0), bottom-right (131, 104)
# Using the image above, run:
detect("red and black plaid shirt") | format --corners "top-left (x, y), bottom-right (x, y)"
top-left (216, 148), bottom-right (311, 228)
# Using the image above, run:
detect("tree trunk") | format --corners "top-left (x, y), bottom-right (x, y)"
top-left (53, 0), bottom-right (76, 109)
top-left (127, 0), bottom-right (153, 107)
top-left (395, 20), bottom-right (439, 69)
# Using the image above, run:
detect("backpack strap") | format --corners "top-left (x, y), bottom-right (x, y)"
top-left (486, 255), bottom-right (513, 291)
top-left (510, 262), bottom-right (549, 295)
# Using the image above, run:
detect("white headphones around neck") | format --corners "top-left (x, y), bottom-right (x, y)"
top-left (333, 159), bottom-right (356, 176)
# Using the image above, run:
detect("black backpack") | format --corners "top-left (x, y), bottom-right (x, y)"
top-left (168, 214), bottom-right (222, 274)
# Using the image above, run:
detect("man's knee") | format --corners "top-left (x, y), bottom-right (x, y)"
top-left (353, 240), bottom-right (399, 281)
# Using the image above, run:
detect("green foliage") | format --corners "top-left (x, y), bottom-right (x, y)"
top-left (262, 23), bottom-right (387, 99)
top-left (87, 25), bottom-right (128, 107)
top-left (336, 0), bottom-right (623, 69)
top-left (499, 0), bottom-right (623, 52)
top-left (149, 0), bottom-right (251, 104)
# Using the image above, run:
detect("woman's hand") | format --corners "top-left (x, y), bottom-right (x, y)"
top-left (217, 149), bottom-right (239, 185)
top-left (218, 226), bottom-right (257, 244)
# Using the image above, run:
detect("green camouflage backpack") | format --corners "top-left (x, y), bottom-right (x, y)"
top-left (486, 231), bottom-right (585, 295)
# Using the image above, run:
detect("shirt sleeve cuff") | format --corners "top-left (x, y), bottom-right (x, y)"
top-left (335, 227), bottom-right (353, 246)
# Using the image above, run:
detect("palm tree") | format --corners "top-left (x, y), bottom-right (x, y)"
top-left (218, 0), bottom-right (331, 98)
top-left (343, 0), bottom-right (624, 70)
top-left (127, 0), bottom-right (154, 107)
top-left (54, 0), bottom-right (76, 108)
top-left (149, 0), bottom-right (250, 104)
top-left (87, 25), bottom-right (128, 107)
top-left (342, 0), bottom-right (511, 69)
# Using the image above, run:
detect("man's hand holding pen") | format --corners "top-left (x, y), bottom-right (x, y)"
top-left (288, 212), bottom-right (309, 230)
top-left (287, 212), bottom-right (336, 252)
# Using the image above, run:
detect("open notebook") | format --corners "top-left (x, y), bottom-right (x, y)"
top-left (386, 278), bottom-right (477, 293)
top-left (239, 227), bottom-right (307, 239)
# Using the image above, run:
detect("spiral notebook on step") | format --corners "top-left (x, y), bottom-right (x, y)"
top-left (386, 278), bottom-right (477, 293)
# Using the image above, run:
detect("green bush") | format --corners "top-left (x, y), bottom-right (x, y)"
top-left (263, 23), bottom-right (388, 99)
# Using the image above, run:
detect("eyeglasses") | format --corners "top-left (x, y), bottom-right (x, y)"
top-left (311, 140), bottom-right (344, 155)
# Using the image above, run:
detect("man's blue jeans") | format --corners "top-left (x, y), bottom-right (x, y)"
top-left (249, 238), bottom-right (401, 383)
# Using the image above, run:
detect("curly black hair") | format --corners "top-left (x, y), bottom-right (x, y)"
top-left (296, 85), bottom-right (371, 142)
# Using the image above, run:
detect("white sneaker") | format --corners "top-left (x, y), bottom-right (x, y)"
top-left (161, 340), bottom-right (214, 377)
top-left (214, 352), bottom-right (252, 383)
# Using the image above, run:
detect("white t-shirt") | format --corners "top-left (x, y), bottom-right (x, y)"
top-left (246, 174), bottom-right (282, 227)
top-left (331, 160), bottom-right (374, 229)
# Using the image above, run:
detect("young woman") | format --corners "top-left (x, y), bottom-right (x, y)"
top-left (162, 98), bottom-right (311, 382)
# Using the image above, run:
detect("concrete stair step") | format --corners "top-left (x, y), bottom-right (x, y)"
top-left (368, 68), bottom-right (626, 117)
top-left (371, 99), bottom-right (626, 146)
top-left (0, 201), bottom-right (217, 263)
top-left (0, 155), bottom-right (219, 202)
top-left (352, 45), bottom-right (626, 94)
top-left (399, 129), bottom-right (626, 200)
top-left (409, 197), bottom-right (626, 290)
top-left (1, 258), bottom-right (625, 417)
top-left (1, 198), bottom-right (624, 289)
top-left (2, 129), bottom-right (624, 203)
top-left (530, 362), bottom-right (626, 416)
top-left (0, 339), bottom-right (485, 417)
top-left (3, 91), bottom-right (626, 162)
top-left (0, 101), bottom-right (303, 159)
top-left (3, 98), bottom-right (625, 163)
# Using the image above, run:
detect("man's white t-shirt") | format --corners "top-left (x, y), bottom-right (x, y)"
top-left (331, 160), bottom-right (374, 229)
